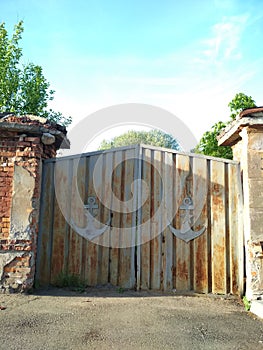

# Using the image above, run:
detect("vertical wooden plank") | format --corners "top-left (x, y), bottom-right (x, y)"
top-left (236, 164), bottom-right (244, 296)
top-left (193, 157), bottom-right (209, 293)
top-left (225, 163), bottom-right (230, 294)
top-left (81, 156), bottom-right (90, 283)
top-left (118, 149), bottom-right (136, 288)
top-left (206, 160), bottom-right (212, 293)
top-left (109, 150), bottom-right (122, 286)
top-left (211, 160), bottom-right (227, 294)
top-left (48, 158), bottom-right (73, 282)
top-left (54, 159), bottom-right (73, 277)
top-left (228, 163), bottom-right (244, 295)
top-left (36, 161), bottom-right (54, 285)
top-left (162, 151), bottom-right (174, 290)
top-left (172, 154), bottom-right (177, 289)
top-left (189, 157), bottom-right (195, 291)
top-left (85, 154), bottom-right (100, 286)
top-left (130, 147), bottom-right (138, 288)
top-left (140, 148), bottom-right (151, 289)
top-left (94, 152), bottom-right (107, 285)
top-left (97, 152), bottom-right (112, 285)
top-left (136, 146), bottom-right (142, 290)
top-left (50, 194), bottom-right (66, 282)
top-left (68, 158), bottom-right (85, 276)
top-left (150, 150), bottom-right (162, 289)
top-left (175, 154), bottom-right (191, 291)
top-left (76, 157), bottom-right (87, 280)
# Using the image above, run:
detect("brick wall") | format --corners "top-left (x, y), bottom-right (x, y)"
top-left (0, 115), bottom-right (68, 292)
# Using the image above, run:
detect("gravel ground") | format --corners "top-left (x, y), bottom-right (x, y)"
top-left (0, 287), bottom-right (263, 350)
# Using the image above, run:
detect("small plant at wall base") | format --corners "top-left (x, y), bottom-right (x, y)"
top-left (0, 21), bottom-right (72, 126)
top-left (53, 272), bottom-right (86, 292)
top-left (243, 296), bottom-right (251, 311)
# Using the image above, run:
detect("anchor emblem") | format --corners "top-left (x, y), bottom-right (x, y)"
top-left (168, 197), bottom-right (206, 243)
top-left (71, 196), bottom-right (111, 240)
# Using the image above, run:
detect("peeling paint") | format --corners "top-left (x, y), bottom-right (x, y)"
top-left (10, 165), bottom-right (34, 240)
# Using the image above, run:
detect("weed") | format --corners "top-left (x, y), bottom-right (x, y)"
top-left (53, 271), bottom-right (86, 292)
top-left (243, 296), bottom-right (251, 311)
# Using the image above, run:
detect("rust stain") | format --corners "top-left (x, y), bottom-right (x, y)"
top-left (231, 252), bottom-right (239, 294)
top-left (211, 192), bottom-right (224, 223)
top-left (212, 183), bottom-right (222, 195)
top-left (212, 243), bottom-right (226, 293)
top-left (194, 234), bottom-right (207, 291)
top-left (176, 258), bottom-right (188, 281)
top-left (90, 253), bottom-right (97, 270)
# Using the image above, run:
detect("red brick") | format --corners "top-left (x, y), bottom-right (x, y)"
top-left (25, 137), bottom-right (40, 143)
top-left (17, 141), bottom-right (31, 147)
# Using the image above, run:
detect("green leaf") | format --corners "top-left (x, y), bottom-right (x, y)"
top-left (195, 92), bottom-right (257, 159)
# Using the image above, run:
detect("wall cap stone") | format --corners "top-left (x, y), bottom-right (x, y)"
top-left (239, 106), bottom-right (263, 119)
top-left (218, 110), bottom-right (263, 147)
top-left (0, 115), bottom-right (70, 149)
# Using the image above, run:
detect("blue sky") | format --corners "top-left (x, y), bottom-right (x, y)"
top-left (1, 0), bottom-right (263, 148)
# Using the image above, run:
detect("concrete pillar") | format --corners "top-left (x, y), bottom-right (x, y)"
top-left (218, 107), bottom-right (263, 300)
top-left (0, 114), bottom-right (69, 292)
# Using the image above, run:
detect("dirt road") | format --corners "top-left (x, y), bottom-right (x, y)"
top-left (0, 287), bottom-right (262, 349)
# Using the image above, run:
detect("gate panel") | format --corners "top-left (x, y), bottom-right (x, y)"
top-left (37, 145), bottom-right (244, 295)
top-left (136, 146), bottom-right (243, 294)
top-left (37, 147), bottom-right (138, 289)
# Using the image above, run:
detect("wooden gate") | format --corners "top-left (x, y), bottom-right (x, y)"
top-left (36, 145), bottom-right (244, 295)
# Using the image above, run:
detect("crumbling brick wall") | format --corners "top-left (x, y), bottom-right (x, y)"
top-left (0, 115), bottom-right (68, 292)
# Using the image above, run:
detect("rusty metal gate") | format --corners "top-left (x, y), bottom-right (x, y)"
top-left (36, 144), bottom-right (244, 295)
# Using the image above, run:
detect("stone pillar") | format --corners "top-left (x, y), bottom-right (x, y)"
top-left (0, 115), bottom-right (69, 292)
top-left (218, 108), bottom-right (263, 300)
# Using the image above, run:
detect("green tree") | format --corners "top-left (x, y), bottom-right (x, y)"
top-left (99, 129), bottom-right (180, 150)
top-left (195, 121), bottom-right (233, 159)
top-left (0, 21), bottom-right (71, 126)
top-left (195, 93), bottom-right (257, 159)
top-left (228, 92), bottom-right (256, 120)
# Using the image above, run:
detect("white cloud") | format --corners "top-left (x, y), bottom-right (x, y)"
top-left (200, 14), bottom-right (249, 64)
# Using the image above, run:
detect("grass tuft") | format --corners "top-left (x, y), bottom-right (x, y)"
top-left (242, 296), bottom-right (251, 311)
top-left (53, 271), bottom-right (86, 292)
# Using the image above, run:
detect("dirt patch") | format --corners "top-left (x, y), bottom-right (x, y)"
top-left (0, 287), bottom-right (263, 349)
